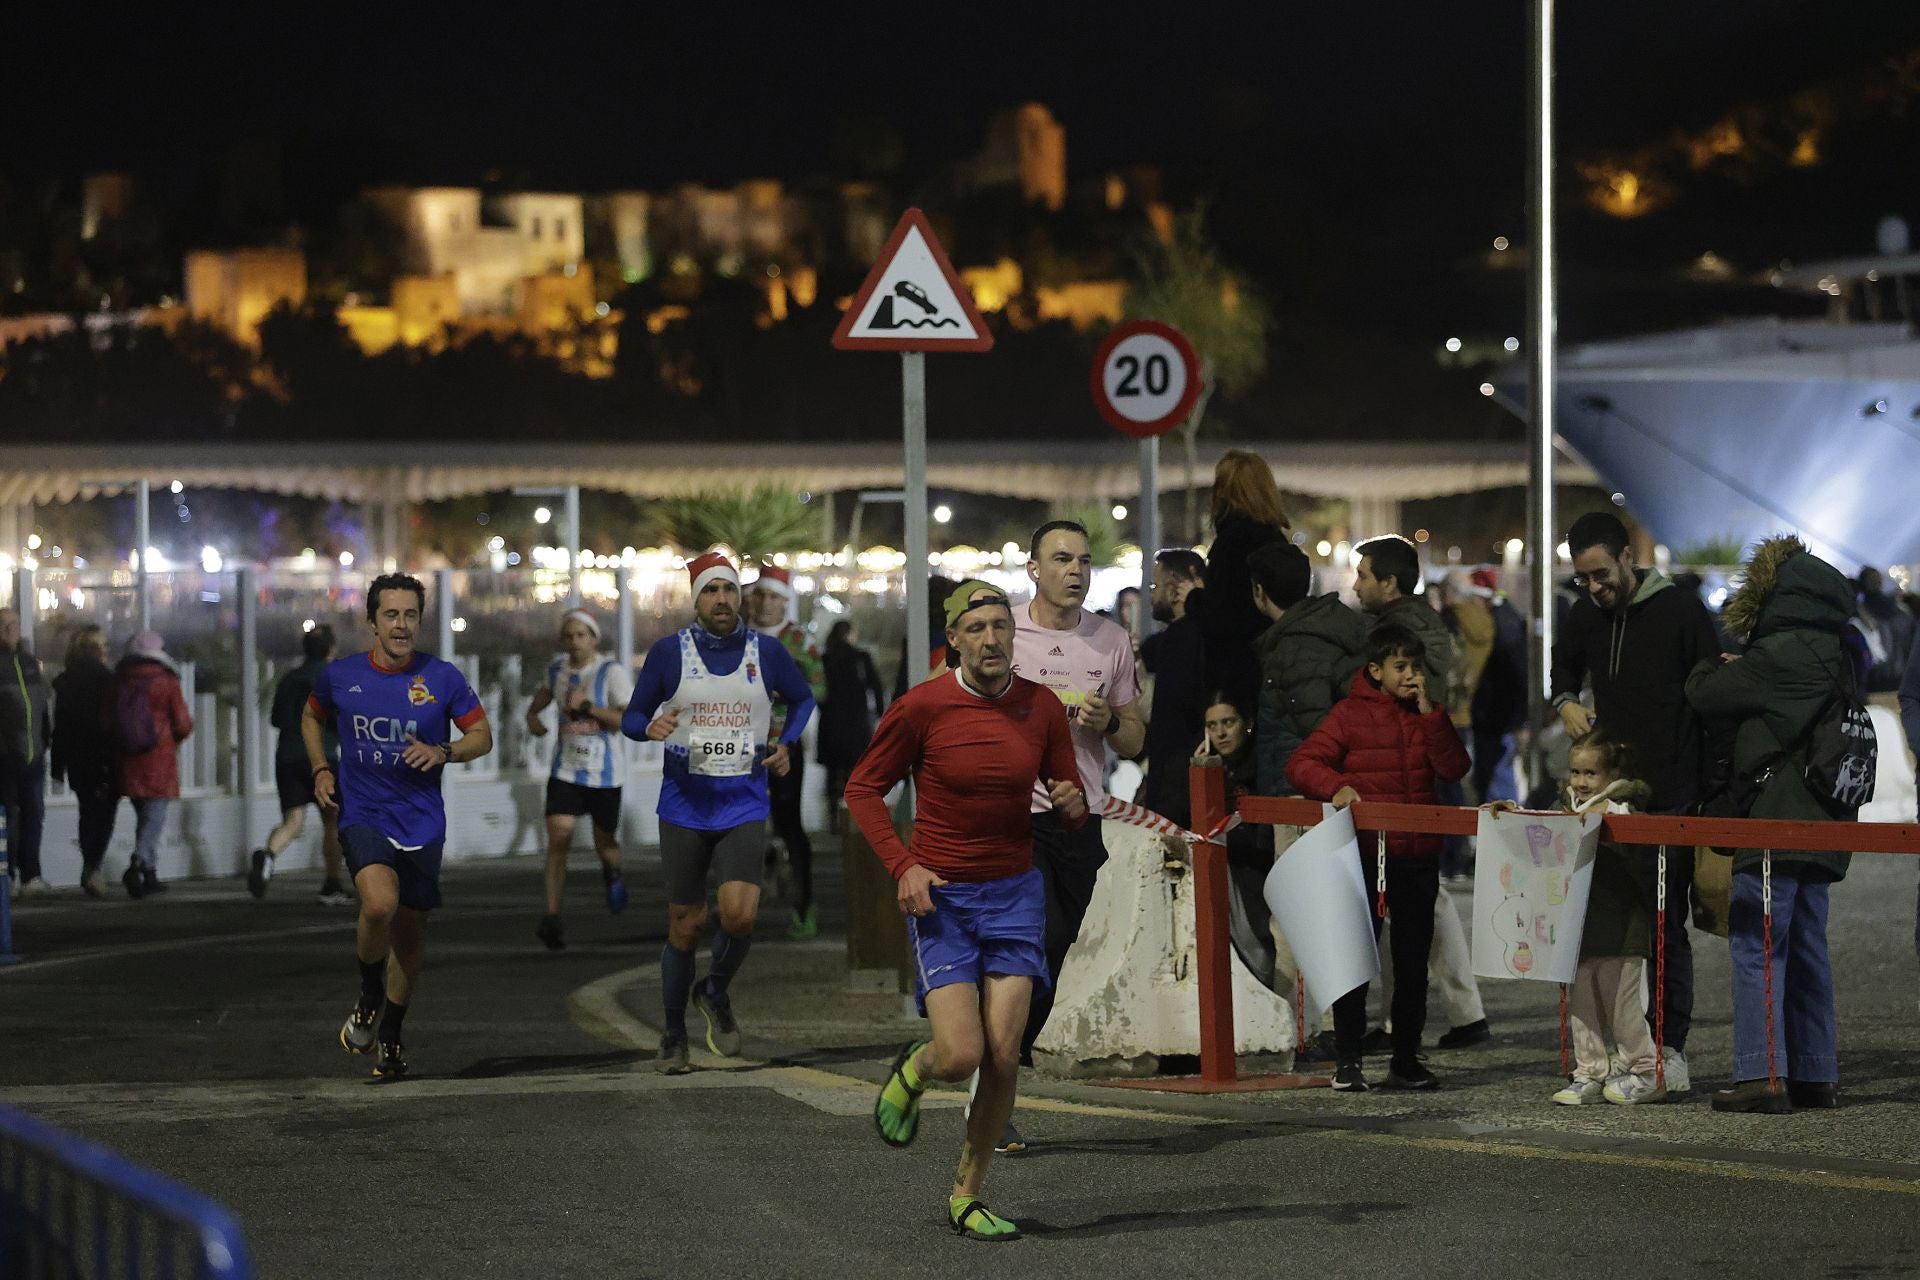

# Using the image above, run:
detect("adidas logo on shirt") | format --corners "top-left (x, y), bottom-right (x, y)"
top-left (348, 685), bottom-right (365, 693)
top-left (1049, 646), bottom-right (1064, 657)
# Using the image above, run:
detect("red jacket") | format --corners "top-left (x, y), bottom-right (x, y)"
top-left (1285, 670), bottom-right (1470, 858)
top-left (113, 659), bottom-right (194, 799)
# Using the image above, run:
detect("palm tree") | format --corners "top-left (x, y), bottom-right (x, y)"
top-left (648, 484), bottom-right (819, 561)
top-left (1124, 209), bottom-right (1273, 542)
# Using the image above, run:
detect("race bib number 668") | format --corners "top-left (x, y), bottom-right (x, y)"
top-left (688, 727), bottom-right (754, 778)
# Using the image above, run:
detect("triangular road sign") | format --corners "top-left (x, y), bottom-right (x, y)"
top-left (831, 208), bottom-right (994, 352)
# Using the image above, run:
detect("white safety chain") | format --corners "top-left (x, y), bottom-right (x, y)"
top-left (1375, 831), bottom-right (1388, 916)
top-left (1656, 846), bottom-right (1667, 911)
top-left (1762, 848), bottom-right (1773, 919)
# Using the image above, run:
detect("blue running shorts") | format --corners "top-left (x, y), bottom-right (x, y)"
top-left (341, 823), bottom-right (446, 912)
top-left (906, 867), bottom-right (1049, 1016)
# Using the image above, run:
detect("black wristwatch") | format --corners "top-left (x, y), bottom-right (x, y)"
top-left (1101, 713), bottom-right (1122, 738)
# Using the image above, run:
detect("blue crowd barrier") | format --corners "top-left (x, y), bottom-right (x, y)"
top-left (0, 1104), bottom-right (254, 1279)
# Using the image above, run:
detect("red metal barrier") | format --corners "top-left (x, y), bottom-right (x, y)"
top-left (1170, 761), bottom-right (1920, 1093)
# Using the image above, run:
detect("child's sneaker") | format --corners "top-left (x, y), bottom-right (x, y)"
top-left (1331, 1060), bottom-right (1369, 1092)
top-left (1604, 1072), bottom-right (1668, 1105)
top-left (1382, 1058), bottom-right (1439, 1090)
top-left (1551, 1078), bottom-right (1607, 1106)
top-left (1659, 1047), bottom-right (1691, 1098)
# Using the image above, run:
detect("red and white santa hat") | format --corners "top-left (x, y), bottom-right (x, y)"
top-left (749, 565), bottom-right (794, 599)
top-left (687, 550), bottom-right (740, 598)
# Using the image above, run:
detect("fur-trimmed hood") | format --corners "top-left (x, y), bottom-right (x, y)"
top-left (1720, 534), bottom-right (1853, 643)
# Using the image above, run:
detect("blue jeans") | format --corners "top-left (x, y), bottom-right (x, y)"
top-left (1729, 862), bottom-right (1838, 1084)
top-left (131, 797), bottom-right (171, 871)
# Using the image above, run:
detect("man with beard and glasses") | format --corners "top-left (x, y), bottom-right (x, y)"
top-left (1139, 548), bottom-right (1209, 829)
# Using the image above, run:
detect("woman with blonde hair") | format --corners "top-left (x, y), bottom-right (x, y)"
top-left (1182, 449), bottom-right (1290, 709)
top-left (51, 624), bottom-right (119, 897)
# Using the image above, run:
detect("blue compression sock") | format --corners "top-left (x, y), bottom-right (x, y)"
top-left (661, 943), bottom-right (696, 1036)
top-left (704, 929), bottom-right (753, 1001)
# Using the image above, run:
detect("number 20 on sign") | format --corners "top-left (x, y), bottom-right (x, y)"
top-left (1090, 320), bottom-right (1204, 439)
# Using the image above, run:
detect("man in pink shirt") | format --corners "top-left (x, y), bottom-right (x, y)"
top-left (1003, 520), bottom-right (1144, 1150)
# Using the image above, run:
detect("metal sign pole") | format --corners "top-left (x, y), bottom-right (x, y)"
top-left (237, 567), bottom-right (258, 860)
top-left (565, 484), bottom-right (581, 607)
top-left (902, 353), bottom-right (930, 687)
top-left (1526, 0), bottom-right (1557, 783)
top-left (135, 477), bottom-right (151, 632)
top-left (1138, 436), bottom-right (1160, 635)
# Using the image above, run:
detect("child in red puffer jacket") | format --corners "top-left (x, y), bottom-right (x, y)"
top-left (1287, 623), bottom-right (1471, 1093)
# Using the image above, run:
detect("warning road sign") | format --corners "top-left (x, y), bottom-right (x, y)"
top-left (831, 208), bottom-right (993, 352)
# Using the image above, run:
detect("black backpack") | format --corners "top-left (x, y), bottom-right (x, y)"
top-left (1799, 644), bottom-right (1877, 817)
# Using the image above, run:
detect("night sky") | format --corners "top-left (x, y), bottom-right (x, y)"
top-left (9, 2), bottom-right (1920, 369)
top-left (13, 3), bottom-right (1918, 208)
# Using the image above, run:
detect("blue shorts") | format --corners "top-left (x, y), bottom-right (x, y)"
top-left (341, 824), bottom-right (445, 912)
top-left (906, 868), bottom-right (1049, 1016)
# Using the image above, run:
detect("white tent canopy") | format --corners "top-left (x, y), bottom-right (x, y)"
top-left (0, 439), bottom-right (1591, 506)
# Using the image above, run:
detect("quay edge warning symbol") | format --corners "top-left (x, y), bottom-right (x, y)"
top-left (831, 208), bottom-right (993, 353)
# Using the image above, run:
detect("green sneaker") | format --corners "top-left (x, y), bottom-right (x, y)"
top-left (787, 906), bottom-right (817, 940)
top-left (950, 1197), bottom-right (1020, 1241)
top-left (874, 1040), bottom-right (929, 1147)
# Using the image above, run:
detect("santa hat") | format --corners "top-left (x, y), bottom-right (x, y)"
top-left (687, 550), bottom-right (740, 598)
top-left (749, 565), bottom-right (794, 599)
top-left (560, 608), bottom-right (601, 639)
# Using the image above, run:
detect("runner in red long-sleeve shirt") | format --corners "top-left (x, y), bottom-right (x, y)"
top-left (850, 580), bottom-right (1085, 1243)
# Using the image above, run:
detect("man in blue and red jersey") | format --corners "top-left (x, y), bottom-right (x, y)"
top-left (621, 551), bottom-right (817, 1074)
top-left (303, 573), bottom-right (492, 1080)
top-left (851, 580), bottom-right (1086, 1243)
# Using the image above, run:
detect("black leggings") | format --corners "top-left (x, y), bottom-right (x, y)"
top-left (1020, 812), bottom-right (1107, 1063)
top-left (768, 752), bottom-right (813, 912)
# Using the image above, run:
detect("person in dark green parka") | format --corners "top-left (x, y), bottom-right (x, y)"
top-left (1685, 535), bottom-right (1856, 1114)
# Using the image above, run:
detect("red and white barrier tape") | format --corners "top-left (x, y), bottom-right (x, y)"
top-left (1094, 796), bottom-right (1241, 845)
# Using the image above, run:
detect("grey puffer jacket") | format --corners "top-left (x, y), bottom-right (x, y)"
top-left (1254, 593), bottom-right (1368, 795)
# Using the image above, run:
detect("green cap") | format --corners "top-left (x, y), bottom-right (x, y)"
top-left (944, 579), bottom-right (1011, 629)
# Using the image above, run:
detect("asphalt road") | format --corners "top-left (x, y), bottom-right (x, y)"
top-left (5, 844), bottom-right (1920, 1279)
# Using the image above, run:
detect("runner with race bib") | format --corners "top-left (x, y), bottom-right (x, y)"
top-left (622, 551), bottom-right (817, 1073)
top-left (525, 608), bottom-right (634, 951)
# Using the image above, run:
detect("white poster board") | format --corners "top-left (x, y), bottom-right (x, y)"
top-left (1470, 810), bottom-right (1602, 984)
top-left (1262, 807), bottom-right (1380, 1014)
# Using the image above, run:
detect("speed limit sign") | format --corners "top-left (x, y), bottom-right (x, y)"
top-left (1090, 320), bottom-right (1203, 438)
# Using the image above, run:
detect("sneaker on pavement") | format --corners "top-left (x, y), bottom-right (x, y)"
top-left (372, 1040), bottom-right (408, 1080)
top-left (81, 870), bottom-right (105, 899)
top-left (316, 878), bottom-right (354, 906)
top-left (658, 1031), bottom-right (692, 1075)
top-left (788, 906), bottom-right (818, 940)
top-left (17, 877), bottom-right (53, 898)
top-left (140, 865), bottom-right (166, 896)
top-left (1332, 1061), bottom-right (1370, 1092)
top-left (1605, 1072), bottom-right (1668, 1105)
top-left (604, 872), bottom-right (628, 915)
top-left (1551, 1078), bottom-right (1607, 1106)
top-left (247, 849), bottom-right (273, 899)
top-left (1383, 1058), bottom-right (1440, 1090)
top-left (535, 914), bottom-right (566, 952)
top-left (1359, 1026), bottom-right (1392, 1055)
top-left (994, 1122), bottom-right (1028, 1155)
top-left (1296, 1029), bottom-right (1337, 1065)
top-left (339, 1001), bottom-right (379, 1055)
top-left (693, 987), bottom-right (742, 1056)
top-left (122, 865), bottom-right (147, 901)
top-left (1660, 1047), bottom-right (1691, 1097)
top-left (1436, 1018), bottom-right (1491, 1050)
